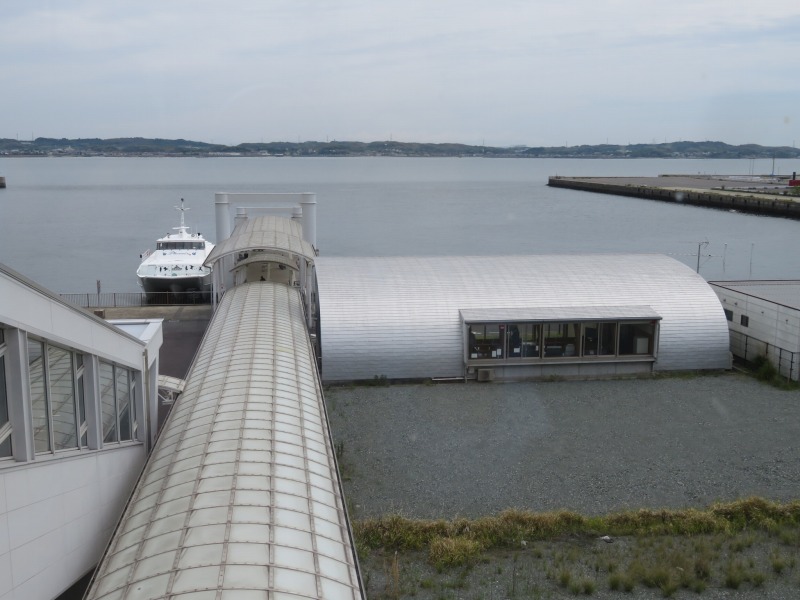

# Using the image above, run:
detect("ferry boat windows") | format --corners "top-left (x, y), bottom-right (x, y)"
top-left (157, 241), bottom-right (205, 250)
top-left (0, 328), bottom-right (11, 458)
top-left (464, 318), bottom-right (657, 364)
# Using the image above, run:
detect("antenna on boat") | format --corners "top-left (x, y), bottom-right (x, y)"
top-left (174, 198), bottom-right (190, 233)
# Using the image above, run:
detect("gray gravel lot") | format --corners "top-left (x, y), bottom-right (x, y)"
top-left (325, 373), bottom-right (800, 520)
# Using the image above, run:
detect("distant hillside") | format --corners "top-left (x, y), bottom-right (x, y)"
top-left (1, 137), bottom-right (799, 159)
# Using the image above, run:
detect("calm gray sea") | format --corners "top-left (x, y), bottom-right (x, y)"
top-left (0, 156), bottom-right (798, 293)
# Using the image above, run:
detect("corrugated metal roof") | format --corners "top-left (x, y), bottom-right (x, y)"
top-left (709, 280), bottom-right (800, 311)
top-left (204, 216), bottom-right (316, 267)
top-left (316, 254), bottom-right (731, 381)
top-left (86, 282), bottom-right (362, 600)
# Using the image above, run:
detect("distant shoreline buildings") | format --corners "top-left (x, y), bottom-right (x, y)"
top-left (1, 138), bottom-right (799, 159)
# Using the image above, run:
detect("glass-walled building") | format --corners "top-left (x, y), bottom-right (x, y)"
top-left (315, 254), bottom-right (732, 382)
top-left (0, 263), bottom-right (162, 600)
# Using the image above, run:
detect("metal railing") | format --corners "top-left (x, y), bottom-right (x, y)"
top-left (60, 291), bottom-right (212, 308)
top-left (729, 329), bottom-right (799, 381)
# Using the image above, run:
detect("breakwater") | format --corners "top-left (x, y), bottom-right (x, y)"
top-left (548, 175), bottom-right (800, 219)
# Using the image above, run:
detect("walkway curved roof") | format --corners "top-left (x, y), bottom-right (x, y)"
top-left (86, 282), bottom-right (362, 600)
top-left (204, 216), bottom-right (316, 267)
top-left (315, 254), bottom-right (731, 381)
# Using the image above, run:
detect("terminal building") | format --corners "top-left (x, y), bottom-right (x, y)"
top-left (0, 263), bottom-right (163, 600)
top-left (316, 254), bottom-right (732, 382)
top-left (2, 192), bottom-right (733, 599)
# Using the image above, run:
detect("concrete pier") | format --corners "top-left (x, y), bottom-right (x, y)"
top-left (549, 174), bottom-right (800, 219)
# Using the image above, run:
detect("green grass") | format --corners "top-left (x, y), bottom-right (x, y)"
top-left (355, 497), bottom-right (800, 597)
top-left (354, 497), bottom-right (800, 553)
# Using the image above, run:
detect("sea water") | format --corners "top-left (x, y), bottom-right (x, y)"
top-left (0, 156), bottom-right (798, 292)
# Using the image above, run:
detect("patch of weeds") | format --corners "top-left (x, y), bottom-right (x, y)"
top-left (694, 555), bottom-right (711, 581)
top-left (580, 578), bottom-right (596, 594)
top-left (558, 568), bottom-right (572, 588)
top-left (772, 554), bottom-right (786, 575)
top-left (731, 533), bottom-right (756, 552)
top-left (779, 527), bottom-right (800, 546)
top-left (428, 536), bottom-right (482, 570)
top-left (724, 561), bottom-right (746, 589)
top-left (641, 566), bottom-right (670, 589)
top-left (660, 579), bottom-right (678, 598)
top-left (749, 355), bottom-right (798, 388)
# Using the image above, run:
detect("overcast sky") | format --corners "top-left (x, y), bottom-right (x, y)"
top-left (2, 1), bottom-right (799, 147)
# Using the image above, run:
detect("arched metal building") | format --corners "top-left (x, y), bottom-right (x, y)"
top-left (315, 254), bottom-right (731, 382)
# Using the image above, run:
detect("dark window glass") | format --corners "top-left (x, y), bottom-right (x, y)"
top-left (543, 322), bottom-right (580, 357)
top-left (48, 345), bottom-right (78, 450)
top-left (582, 323), bottom-right (599, 356)
top-left (468, 323), bottom-right (504, 359)
top-left (740, 315), bottom-right (749, 327)
top-left (619, 322), bottom-right (656, 355)
top-left (599, 322), bottom-right (617, 356)
top-left (0, 352), bottom-right (11, 458)
top-left (117, 368), bottom-right (131, 442)
top-left (724, 309), bottom-right (733, 321)
top-left (28, 338), bottom-right (51, 452)
top-left (100, 361), bottom-right (117, 443)
top-left (77, 373), bottom-right (87, 447)
top-left (130, 373), bottom-right (137, 439)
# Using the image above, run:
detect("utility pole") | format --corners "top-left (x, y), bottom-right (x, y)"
top-left (696, 240), bottom-right (709, 273)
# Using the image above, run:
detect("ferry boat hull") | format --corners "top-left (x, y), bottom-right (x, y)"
top-left (136, 199), bottom-right (215, 302)
top-left (138, 273), bottom-right (212, 296)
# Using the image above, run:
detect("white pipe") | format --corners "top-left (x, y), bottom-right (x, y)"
top-left (214, 193), bottom-right (232, 243)
top-left (300, 192), bottom-right (317, 249)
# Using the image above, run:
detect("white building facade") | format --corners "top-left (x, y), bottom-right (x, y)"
top-left (710, 280), bottom-right (800, 380)
top-left (0, 263), bottom-right (162, 600)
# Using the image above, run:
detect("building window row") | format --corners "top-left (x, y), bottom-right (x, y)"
top-left (27, 337), bottom-right (88, 453)
top-left (466, 320), bottom-right (658, 362)
top-left (0, 323), bottom-right (142, 465)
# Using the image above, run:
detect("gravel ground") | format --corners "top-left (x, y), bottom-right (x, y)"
top-left (326, 373), bottom-right (800, 520)
top-left (326, 373), bottom-right (800, 599)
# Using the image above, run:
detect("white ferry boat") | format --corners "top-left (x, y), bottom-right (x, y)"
top-left (136, 199), bottom-right (214, 299)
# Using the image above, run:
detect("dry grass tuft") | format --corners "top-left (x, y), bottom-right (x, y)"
top-left (428, 536), bottom-right (482, 569)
